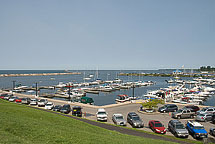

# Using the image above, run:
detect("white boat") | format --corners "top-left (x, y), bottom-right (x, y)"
top-left (115, 94), bottom-right (130, 103)
top-left (56, 82), bottom-right (66, 88)
top-left (83, 77), bottom-right (91, 80)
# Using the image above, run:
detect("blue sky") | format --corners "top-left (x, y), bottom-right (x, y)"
top-left (0, 0), bottom-right (214, 70)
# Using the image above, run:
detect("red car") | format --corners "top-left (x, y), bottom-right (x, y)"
top-left (148, 120), bottom-right (166, 134)
top-left (15, 98), bottom-right (22, 103)
top-left (0, 93), bottom-right (8, 99)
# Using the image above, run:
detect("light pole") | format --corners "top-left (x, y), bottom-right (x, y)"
top-left (12, 80), bottom-right (16, 95)
top-left (35, 82), bottom-right (38, 97)
top-left (132, 83), bottom-right (135, 99)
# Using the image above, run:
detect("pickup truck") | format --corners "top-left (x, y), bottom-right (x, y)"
top-left (186, 120), bottom-right (208, 139)
top-left (172, 108), bottom-right (195, 119)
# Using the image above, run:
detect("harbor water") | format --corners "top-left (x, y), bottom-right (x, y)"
top-left (0, 70), bottom-right (214, 106)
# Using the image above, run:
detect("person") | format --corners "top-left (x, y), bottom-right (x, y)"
top-left (140, 105), bottom-right (143, 111)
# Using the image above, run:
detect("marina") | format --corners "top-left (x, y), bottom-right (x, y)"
top-left (0, 70), bottom-right (215, 106)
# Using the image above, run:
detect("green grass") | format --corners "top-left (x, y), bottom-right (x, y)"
top-left (0, 99), bottom-right (177, 144)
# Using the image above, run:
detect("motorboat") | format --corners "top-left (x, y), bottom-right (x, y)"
top-left (115, 94), bottom-right (130, 103)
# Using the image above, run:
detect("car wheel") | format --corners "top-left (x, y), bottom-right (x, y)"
top-left (163, 110), bottom-right (166, 113)
top-left (177, 116), bottom-right (181, 119)
top-left (193, 134), bottom-right (197, 139)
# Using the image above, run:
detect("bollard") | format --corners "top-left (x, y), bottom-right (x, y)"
top-left (169, 112), bottom-right (171, 116)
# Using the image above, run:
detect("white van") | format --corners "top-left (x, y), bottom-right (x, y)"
top-left (96, 108), bottom-right (108, 121)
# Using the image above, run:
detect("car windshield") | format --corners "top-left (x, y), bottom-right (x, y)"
top-left (177, 109), bottom-right (183, 113)
top-left (46, 104), bottom-right (52, 106)
top-left (116, 116), bottom-right (124, 120)
top-left (155, 123), bottom-right (163, 127)
top-left (201, 108), bottom-right (207, 111)
top-left (55, 105), bottom-right (61, 108)
top-left (39, 99), bottom-right (45, 102)
top-left (98, 112), bottom-right (106, 115)
top-left (176, 124), bottom-right (185, 129)
top-left (194, 126), bottom-right (204, 129)
top-left (132, 116), bottom-right (140, 121)
top-left (199, 114), bottom-right (205, 117)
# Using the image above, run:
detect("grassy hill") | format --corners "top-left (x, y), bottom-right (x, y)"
top-left (0, 99), bottom-right (177, 144)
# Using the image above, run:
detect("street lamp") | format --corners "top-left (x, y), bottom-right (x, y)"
top-left (35, 81), bottom-right (42, 98)
top-left (12, 80), bottom-right (16, 95)
top-left (65, 84), bottom-right (73, 103)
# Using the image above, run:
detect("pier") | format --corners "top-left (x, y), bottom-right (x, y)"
top-left (0, 72), bottom-right (81, 77)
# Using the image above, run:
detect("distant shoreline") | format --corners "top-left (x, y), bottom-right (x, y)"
top-left (0, 72), bottom-right (81, 77)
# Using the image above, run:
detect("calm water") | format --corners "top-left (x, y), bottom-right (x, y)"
top-left (0, 70), bottom-right (213, 106)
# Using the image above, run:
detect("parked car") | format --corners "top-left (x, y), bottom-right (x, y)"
top-left (9, 96), bottom-right (19, 102)
top-left (172, 108), bottom-right (195, 119)
top-left (53, 105), bottom-right (62, 112)
top-left (209, 128), bottom-right (215, 136)
top-left (38, 99), bottom-right (48, 107)
top-left (21, 97), bottom-right (31, 104)
top-left (15, 98), bottom-right (23, 103)
top-left (45, 102), bottom-right (54, 110)
top-left (3, 94), bottom-right (13, 100)
top-left (212, 114), bottom-right (215, 124)
top-left (112, 113), bottom-right (126, 126)
top-left (72, 106), bottom-right (82, 117)
top-left (96, 108), bottom-right (108, 121)
top-left (127, 112), bottom-right (144, 128)
top-left (0, 93), bottom-right (8, 99)
top-left (158, 104), bottom-right (178, 113)
top-left (60, 104), bottom-right (71, 114)
top-left (30, 99), bottom-right (38, 105)
top-left (195, 113), bottom-right (213, 122)
top-left (196, 107), bottom-right (215, 115)
top-left (168, 120), bottom-right (189, 138)
top-left (182, 105), bottom-right (200, 113)
top-left (148, 120), bottom-right (166, 134)
top-left (186, 120), bottom-right (208, 139)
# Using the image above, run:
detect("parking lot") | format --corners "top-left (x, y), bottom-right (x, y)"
top-left (2, 91), bottom-right (215, 142)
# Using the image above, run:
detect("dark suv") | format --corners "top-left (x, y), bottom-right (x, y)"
top-left (60, 104), bottom-right (71, 114)
top-left (127, 112), bottom-right (144, 128)
top-left (72, 106), bottom-right (82, 117)
top-left (158, 104), bottom-right (178, 113)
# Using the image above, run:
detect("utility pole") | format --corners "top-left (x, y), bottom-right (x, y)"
top-left (132, 83), bottom-right (135, 99)
top-left (35, 82), bottom-right (38, 97)
top-left (67, 84), bottom-right (72, 102)
top-left (12, 81), bottom-right (16, 95)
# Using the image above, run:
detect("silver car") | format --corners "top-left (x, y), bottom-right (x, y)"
top-left (112, 114), bottom-right (126, 126)
top-left (9, 96), bottom-right (19, 102)
top-left (195, 113), bottom-right (213, 122)
top-left (30, 99), bottom-right (38, 105)
top-left (196, 107), bottom-right (215, 115)
top-left (168, 120), bottom-right (189, 138)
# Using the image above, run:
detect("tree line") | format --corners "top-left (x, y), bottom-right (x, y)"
top-left (199, 66), bottom-right (215, 71)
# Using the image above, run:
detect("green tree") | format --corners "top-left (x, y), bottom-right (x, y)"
top-left (141, 99), bottom-right (164, 109)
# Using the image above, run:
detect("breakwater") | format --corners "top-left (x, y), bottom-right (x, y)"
top-left (118, 73), bottom-right (215, 78)
top-left (0, 72), bottom-right (81, 77)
